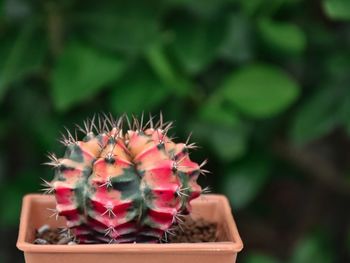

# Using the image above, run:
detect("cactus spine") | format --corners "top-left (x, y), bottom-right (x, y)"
top-left (44, 114), bottom-right (207, 244)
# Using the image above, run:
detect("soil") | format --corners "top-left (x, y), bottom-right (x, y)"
top-left (33, 217), bottom-right (217, 245)
top-left (167, 217), bottom-right (217, 243)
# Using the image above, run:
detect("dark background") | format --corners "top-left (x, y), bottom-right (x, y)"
top-left (0, 0), bottom-right (350, 262)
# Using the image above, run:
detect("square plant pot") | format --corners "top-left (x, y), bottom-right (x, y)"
top-left (17, 194), bottom-right (243, 263)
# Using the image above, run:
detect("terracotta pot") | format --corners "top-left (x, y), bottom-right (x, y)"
top-left (17, 194), bottom-right (243, 263)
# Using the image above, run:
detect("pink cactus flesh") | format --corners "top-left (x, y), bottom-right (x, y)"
top-left (44, 114), bottom-right (207, 244)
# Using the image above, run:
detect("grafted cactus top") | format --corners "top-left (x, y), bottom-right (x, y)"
top-left (45, 115), bottom-right (205, 244)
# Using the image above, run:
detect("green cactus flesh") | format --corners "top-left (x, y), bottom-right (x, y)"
top-left (45, 115), bottom-right (206, 244)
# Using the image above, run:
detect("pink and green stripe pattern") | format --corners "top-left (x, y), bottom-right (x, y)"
top-left (44, 114), bottom-right (207, 244)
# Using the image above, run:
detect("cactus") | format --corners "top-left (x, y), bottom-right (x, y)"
top-left (44, 113), bottom-right (208, 244)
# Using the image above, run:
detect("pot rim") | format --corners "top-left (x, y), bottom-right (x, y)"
top-left (17, 194), bottom-right (243, 253)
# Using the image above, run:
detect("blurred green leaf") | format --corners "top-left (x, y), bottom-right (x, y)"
top-left (327, 52), bottom-right (350, 79)
top-left (0, 23), bottom-right (46, 101)
top-left (0, 118), bottom-right (8, 139)
top-left (290, 235), bottom-right (333, 263)
top-left (199, 96), bottom-right (241, 128)
top-left (0, 0), bottom-right (3, 18)
top-left (75, 1), bottom-right (161, 55)
top-left (222, 64), bottom-right (300, 118)
top-left (0, 171), bottom-right (39, 226)
top-left (290, 87), bottom-right (348, 145)
top-left (109, 63), bottom-right (170, 114)
top-left (336, 92), bottom-right (350, 135)
top-left (244, 253), bottom-right (280, 263)
top-left (52, 41), bottom-right (126, 111)
top-left (210, 126), bottom-right (248, 161)
top-left (0, 186), bottom-right (22, 226)
top-left (164, 0), bottom-right (232, 18)
top-left (7, 86), bottom-right (61, 150)
top-left (33, 115), bottom-right (62, 150)
top-left (240, 0), bottom-right (263, 15)
top-left (258, 18), bottom-right (306, 55)
top-left (3, 0), bottom-right (32, 22)
top-left (191, 121), bottom-right (249, 161)
top-left (170, 15), bottom-right (225, 75)
top-left (240, 0), bottom-right (301, 16)
top-left (222, 154), bottom-right (271, 209)
top-left (0, 152), bottom-right (5, 184)
top-left (219, 13), bottom-right (254, 63)
top-left (323, 0), bottom-right (350, 20)
top-left (145, 44), bottom-right (191, 96)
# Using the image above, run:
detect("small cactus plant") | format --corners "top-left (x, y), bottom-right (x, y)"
top-left (44, 113), bottom-right (208, 244)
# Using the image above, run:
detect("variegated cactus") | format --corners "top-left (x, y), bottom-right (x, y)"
top-left (43, 114), bottom-right (208, 244)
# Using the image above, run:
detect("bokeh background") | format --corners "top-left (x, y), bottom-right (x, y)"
top-left (1, 0), bottom-right (350, 262)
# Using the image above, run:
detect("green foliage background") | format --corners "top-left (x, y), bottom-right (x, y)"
top-left (0, 0), bottom-right (349, 262)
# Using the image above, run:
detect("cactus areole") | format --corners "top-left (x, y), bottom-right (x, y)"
top-left (44, 114), bottom-right (208, 244)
